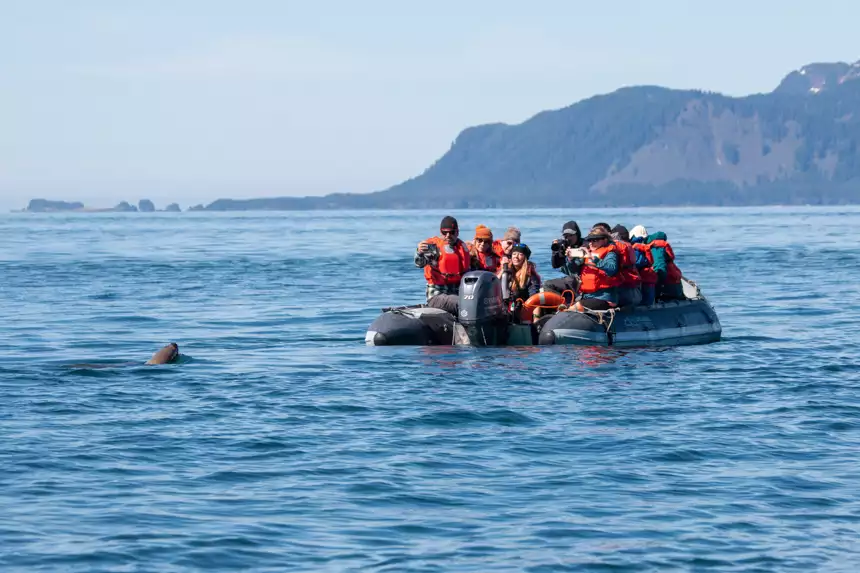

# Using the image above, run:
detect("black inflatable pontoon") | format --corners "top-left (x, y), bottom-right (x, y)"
top-left (366, 271), bottom-right (721, 348)
top-left (365, 305), bottom-right (455, 346)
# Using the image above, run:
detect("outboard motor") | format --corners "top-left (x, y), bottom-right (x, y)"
top-left (453, 271), bottom-right (509, 346)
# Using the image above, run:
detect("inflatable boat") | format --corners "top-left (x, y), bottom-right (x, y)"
top-left (365, 271), bottom-right (721, 348)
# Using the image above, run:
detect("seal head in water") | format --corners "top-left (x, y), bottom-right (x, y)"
top-left (145, 343), bottom-right (180, 365)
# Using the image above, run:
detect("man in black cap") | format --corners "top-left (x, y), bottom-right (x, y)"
top-left (542, 220), bottom-right (586, 301)
top-left (415, 215), bottom-right (472, 313)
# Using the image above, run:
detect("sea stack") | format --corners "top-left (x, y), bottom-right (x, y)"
top-left (113, 201), bottom-right (138, 212)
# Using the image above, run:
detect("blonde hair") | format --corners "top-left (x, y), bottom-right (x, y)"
top-left (511, 258), bottom-right (530, 295)
top-left (469, 239), bottom-right (492, 258)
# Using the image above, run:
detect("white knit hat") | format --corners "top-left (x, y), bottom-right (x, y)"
top-left (629, 225), bottom-right (648, 240)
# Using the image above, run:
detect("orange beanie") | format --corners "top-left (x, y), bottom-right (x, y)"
top-left (474, 225), bottom-right (493, 240)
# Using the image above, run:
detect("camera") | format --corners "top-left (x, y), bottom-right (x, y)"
top-left (424, 243), bottom-right (440, 261)
top-left (551, 237), bottom-right (571, 252)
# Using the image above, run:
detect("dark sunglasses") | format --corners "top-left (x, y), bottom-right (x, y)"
top-left (440, 229), bottom-right (457, 235)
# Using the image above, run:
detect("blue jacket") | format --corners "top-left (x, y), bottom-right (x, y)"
top-left (630, 237), bottom-right (651, 271)
top-left (590, 250), bottom-right (618, 276)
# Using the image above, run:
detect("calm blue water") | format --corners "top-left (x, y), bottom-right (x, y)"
top-left (2, 207), bottom-right (860, 572)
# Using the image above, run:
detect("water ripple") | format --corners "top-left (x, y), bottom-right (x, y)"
top-left (2, 208), bottom-right (860, 572)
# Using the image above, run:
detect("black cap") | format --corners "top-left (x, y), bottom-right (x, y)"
top-left (440, 215), bottom-right (458, 231)
top-left (561, 220), bottom-right (579, 236)
top-left (511, 243), bottom-right (532, 259)
top-left (611, 224), bottom-right (629, 242)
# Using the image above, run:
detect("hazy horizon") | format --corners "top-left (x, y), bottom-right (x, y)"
top-left (2, 0), bottom-right (859, 211)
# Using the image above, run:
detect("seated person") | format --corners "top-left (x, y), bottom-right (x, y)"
top-left (469, 225), bottom-right (500, 272)
top-left (505, 243), bottom-right (541, 322)
top-left (645, 231), bottom-right (685, 301)
top-left (610, 225), bottom-right (642, 307)
top-left (577, 228), bottom-right (621, 310)
top-left (543, 220), bottom-right (584, 300)
top-left (629, 225), bottom-right (658, 305)
top-left (494, 227), bottom-right (521, 271)
top-left (415, 215), bottom-right (471, 314)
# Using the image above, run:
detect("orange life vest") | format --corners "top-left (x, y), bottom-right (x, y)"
top-left (615, 240), bottom-right (641, 289)
top-left (475, 250), bottom-right (500, 273)
top-left (648, 239), bottom-right (683, 284)
top-left (423, 236), bottom-right (471, 286)
top-left (579, 244), bottom-right (622, 293)
top-left (631, 243), bottom-right (658, 285)
top-left (492, 240), bottom-right (505, 258)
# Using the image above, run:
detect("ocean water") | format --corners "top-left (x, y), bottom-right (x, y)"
top-left (1, 207), bottom-right (859, 572)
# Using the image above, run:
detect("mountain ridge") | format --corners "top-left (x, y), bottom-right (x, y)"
top-left (203, 59), bottom-right (860, 209)
top-left (22, 59), bottom-right (860, 211)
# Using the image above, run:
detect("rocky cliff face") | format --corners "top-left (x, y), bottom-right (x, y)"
top-left (774, 61), bottom-right (860, 95)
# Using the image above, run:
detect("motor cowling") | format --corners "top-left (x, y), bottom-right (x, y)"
top-left (454, 271), bottom-right (508, 346)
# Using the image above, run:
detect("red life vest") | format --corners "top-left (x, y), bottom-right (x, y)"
top-left (475, 250), bottom-right (500, 273)
top-left (631, 243), bottom-right (658, 285)
top-left (492, 240), bottom-right (505, 258)
top-left (579, 244), bottom-right (622, 293)
top-left (648, 239), bottom-right (683, 284)
top-left (423, 237), bottom-right (471, 286)
top-left (615, 240), bottom-right (641, 289)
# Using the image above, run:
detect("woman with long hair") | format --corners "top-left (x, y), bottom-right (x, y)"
top-left (507, 243), bottom-right (541, 301)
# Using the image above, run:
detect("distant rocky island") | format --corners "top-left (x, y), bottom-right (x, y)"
top-left (19, 58), bottom-right (860, 211)
top-left (21, 199), bottom-right (183, 213)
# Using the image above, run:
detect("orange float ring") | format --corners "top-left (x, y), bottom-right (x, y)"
top-left (522, 291), bottom-right (566, 310)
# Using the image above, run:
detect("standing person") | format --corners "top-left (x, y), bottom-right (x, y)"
top-left (415, 216), bottom-right (472, 313)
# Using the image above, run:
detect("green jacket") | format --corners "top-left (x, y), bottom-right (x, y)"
top-left (646, 232), bottom-right (670, 280)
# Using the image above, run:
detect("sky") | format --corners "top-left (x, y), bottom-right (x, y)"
top-left (2, 0), bottom-right (859, 211)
